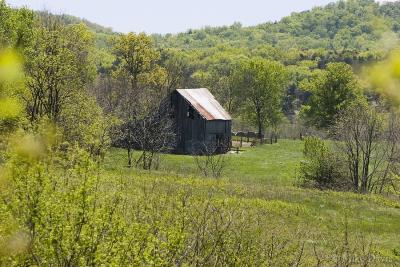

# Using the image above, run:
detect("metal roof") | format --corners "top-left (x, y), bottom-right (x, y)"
top-left (176, 88), bottom-right (232, 121)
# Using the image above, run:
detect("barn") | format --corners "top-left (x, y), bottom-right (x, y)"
top-left (169, 88), bottom-right (232, 155)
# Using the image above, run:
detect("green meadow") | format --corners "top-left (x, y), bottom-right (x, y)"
top-left (103, 140), bottom-right (400, 262)
top-left (104, 139), bottom-right (303, 185)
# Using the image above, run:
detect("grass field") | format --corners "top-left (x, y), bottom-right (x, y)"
top-left (104, 139), bottom-right (304, 186)
top-left (102, 140), bottom-right (400, 262)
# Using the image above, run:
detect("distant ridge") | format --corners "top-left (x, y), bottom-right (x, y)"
top-left (35, 10), bottom-right (114, 34)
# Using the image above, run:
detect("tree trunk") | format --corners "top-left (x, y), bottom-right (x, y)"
top-left (352, 143), bottom-right (360, 192)
top-left (273, 126), bottom-right (278, 143)
top-left (361, 154), bottom-right (371, 194)
top-left (142, 151), bottom-right (148, 170)
top-left (258, 120), bottom-right (263, 144)
top-left (353, 160), bottom-right (359, 192)
top-left (127, 148), bottom-right (132, 168)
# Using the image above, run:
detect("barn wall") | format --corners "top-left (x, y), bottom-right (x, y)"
top-left (205, 120), bottom-right (232, 153)
top-left (171, 91), bottom-right (231, 154)
top-left (172, 91), bottom-right (207, 154)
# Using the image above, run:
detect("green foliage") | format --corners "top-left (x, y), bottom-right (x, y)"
top-left (157, 48), bottom-right (189, 91)
top-left (0, 2), bottom-right (33, 134)
top-left (112, 32), bottom-right (160, 84)
top-left (299, 137), bottom-right (348, 190)
top-left (155, 0), bottom-right (396, 62)
top-left (1, 142), bottom-right (399, 265)
top-left (24, 20), bottom-right (96, 122)
top-left (0, 49), bottom-right (25, 166)
top-left (112, 32), bottom-right (167, 117)
top-left (2, 136), bottom-right (125, 265)
top-left (300, 62), bottom-right (361, 128)
top-left (148, 0), bottom-right (400, 119)
top-left (0, 1), bottom-right (34, 49)
top-left (0, 49), bottom-right (24, 133)
top-left (59, 92), bottom-right (118, 159)
top-left (36, 11), bottom-right (114, 34)
top-left (234, 58), bottom-right (288, 137)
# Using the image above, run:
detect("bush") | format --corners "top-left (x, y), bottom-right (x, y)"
top-left (299, 137), bottom-right (349, 190)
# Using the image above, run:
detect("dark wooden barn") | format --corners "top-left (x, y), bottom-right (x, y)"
top-left (170, 88), bottom-right (232, 155)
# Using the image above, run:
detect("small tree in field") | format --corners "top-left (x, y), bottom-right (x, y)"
top-left (132, 103), bottom-right (176, 170)
top-left (115, 107), bottom-right (176, 170)
top-left (193, 143), bottom-right (228, 178)
top-left (300, 103), bottom-right (400, 194)
top-left (333, 102), bottom-right (400, 193)
top-left (112, 32), bottom-right (161, 167)
top-left (111, 33), bottom-right (183, 169)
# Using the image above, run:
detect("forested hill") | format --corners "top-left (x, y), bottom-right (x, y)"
top-left (36, 12), bottom-right (113, 34)
top-left (151, 0), bottom-right (400, 65)
top-left (28, 0), bottom-right (400, 118)
top-left (39, 0), bottom-right (400, 66)
top-left (35, 11), bottom-right (116, 49)
top-left (156, 0), bottom-right (400, 51)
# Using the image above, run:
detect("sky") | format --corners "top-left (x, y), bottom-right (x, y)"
top-left (6, 0), bottom-right (392, 34)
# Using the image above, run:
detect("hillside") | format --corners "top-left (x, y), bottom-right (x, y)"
top-left (153, 0), bottom-right (400, 64)
top-left (42, 1), bottom-right (400, 67)
top-left (36, 11), bottom-right (113, 34)
top-left (35, 11), bottom-right (116, 50)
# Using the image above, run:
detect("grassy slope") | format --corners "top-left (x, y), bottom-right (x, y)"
top-left (103, 140), bottom-right (400, 258)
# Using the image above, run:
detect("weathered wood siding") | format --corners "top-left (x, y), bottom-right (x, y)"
top-left (171, 91), bottom-right (231, 154)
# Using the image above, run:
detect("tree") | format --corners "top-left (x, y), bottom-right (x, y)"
top-left (112, 32), bottom-right (176, 168)
top-left (158, 49), bottom-right (188, 94)
top-left (0, 2), bottom-right (34, 49)
top-left (112, 32), bottom-right (160, 115)
top-left (24, 18), bottom-right (95, 123)
top-left (234, 58), bottom-right (288, 142)
top-left (131, 102), bottom-right (176, 170)
top-left (301, 62), bottom-right (361, 128)
top-left (332, 102), bottom-right (400, 193)
top-left (193, 140), bottom-right (229, 178)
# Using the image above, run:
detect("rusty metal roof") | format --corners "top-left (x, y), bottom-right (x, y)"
top-left (176, 88), bottom-right (232, 121)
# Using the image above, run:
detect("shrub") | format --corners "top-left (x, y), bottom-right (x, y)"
top-left (299, 137), bottom-right (349, 190)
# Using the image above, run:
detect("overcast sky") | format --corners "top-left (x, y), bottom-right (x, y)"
top-left (6, 0), bottom-right (393, 34)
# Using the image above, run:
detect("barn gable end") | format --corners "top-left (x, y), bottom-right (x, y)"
top-left (170, 88), bottom-right (232, 154)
